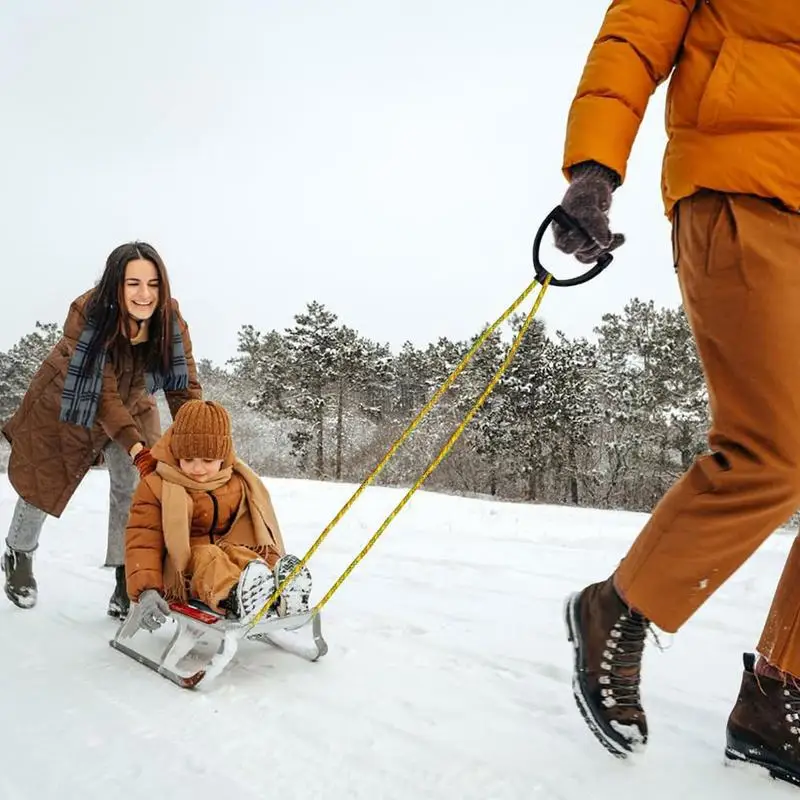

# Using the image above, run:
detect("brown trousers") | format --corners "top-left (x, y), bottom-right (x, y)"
top-left (614, 190), bottom-right (800, 676)
top-left (188, 541), bottom-right (269, 613)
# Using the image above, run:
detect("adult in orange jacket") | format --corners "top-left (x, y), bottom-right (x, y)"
top-left (554, 0), bottom-right (800, 783)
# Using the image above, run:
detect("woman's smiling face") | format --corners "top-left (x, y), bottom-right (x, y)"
top-left (123, 258), bottom-right (160, 321)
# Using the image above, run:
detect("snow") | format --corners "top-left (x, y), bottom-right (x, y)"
top-left (1, 471), bottom-right (798, 799)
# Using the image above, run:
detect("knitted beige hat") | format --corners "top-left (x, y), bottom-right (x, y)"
top-left (169, 400), bottom-right (232, 462)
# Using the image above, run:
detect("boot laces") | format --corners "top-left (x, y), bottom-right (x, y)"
top-left (784, 682), bottom-right (800, 738)
top-left (599, 611), bottom-right (649, 708)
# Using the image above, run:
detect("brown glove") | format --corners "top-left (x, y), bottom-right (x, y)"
top-left (133, 447), bottom-right (157, 479)
top-left (552, 161), bottom-right (625, 264)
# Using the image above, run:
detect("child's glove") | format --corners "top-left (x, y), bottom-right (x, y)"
top-left (120, 589), bottom-right (171, 637)
top-left (552, 161), bottom-right (625, 264)
top-left (133, 447), bottom-right (157, 479)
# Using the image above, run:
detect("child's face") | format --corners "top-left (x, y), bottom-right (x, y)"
top-left (178, 458), bottom-right (224, 482)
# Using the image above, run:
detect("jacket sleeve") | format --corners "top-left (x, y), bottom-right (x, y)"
top-left (124, 478), bottom-right (166, 602)
top-left (562, 0), bottom-right (696, 182)
top-left (164, 299), bottom-right (203, 420)
top-left (97, 363), bottom-right (144, 453)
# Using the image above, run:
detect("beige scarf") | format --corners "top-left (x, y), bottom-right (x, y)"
top-left (153, 459), bottom-right (286, 602)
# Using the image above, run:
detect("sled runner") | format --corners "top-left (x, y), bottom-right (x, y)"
top-left (109, 598), bottom-right (328, 689)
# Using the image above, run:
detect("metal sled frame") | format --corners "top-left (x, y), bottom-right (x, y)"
top-left (109, 599), bottom-right (328, 689)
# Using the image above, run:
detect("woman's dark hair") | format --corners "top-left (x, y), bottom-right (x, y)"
top-left (84, 241), bottom-right (175, 374)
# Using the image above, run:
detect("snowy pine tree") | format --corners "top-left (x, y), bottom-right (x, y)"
top-left (283, 301), bottom-right (339, 478)
top-left (0, 321), bottom-right (60, 423)
top-left (499, 316), bottom-right (551, 501)
top-left (392, 341), bottom-right (430, 416)
top-left (229, 325), bottom-right (292, 416)
top-left (593, 299), bottom-right (707, 510)
top-left (454, 326), bottom-right (510, 496)
top-left (540, 332), bottom-right (601, 505)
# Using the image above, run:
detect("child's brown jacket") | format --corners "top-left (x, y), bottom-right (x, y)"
top-left (124, 425), bottom-right (285, 603)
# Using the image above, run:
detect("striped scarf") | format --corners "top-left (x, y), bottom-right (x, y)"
top-left (59, 311), bottom-right (189, 429)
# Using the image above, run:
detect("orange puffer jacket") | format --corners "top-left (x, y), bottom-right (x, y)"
top-left (562, 1), bottom-right (800, 216)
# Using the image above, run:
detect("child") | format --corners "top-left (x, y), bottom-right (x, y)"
top-left (123, 399), bottom-right (312, 630)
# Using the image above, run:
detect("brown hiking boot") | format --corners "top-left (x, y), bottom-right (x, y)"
top-left (725, 652), bottom-right (800, 786)
top-left (564, 575), bottom-right (650, 757)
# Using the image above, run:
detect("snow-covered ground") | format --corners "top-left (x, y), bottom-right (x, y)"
top-left (1, 471), bottom-right (798, 799)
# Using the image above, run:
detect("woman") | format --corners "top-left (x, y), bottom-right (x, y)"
top-left (1, 241), bottom-right (202, 616)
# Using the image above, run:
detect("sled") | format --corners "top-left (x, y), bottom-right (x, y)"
top-left (109, 598), bottom-right (328, 689)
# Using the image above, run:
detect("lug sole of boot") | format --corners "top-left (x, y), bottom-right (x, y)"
top-left (725, 731), bottom-right (800, 786)
top-left (4, 586), bottom-right (37, 610)
top-left (275, 555), bottom-right (312, 616)
top-left (564, 592), bottom-right (643, 760)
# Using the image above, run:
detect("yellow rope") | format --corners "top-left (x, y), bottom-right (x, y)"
top-left (312, 276), bottom-right (550, 612)
top-left (247, 276), bottom-right (549, 628)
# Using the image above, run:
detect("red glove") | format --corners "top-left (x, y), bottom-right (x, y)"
top-left (133, 447), bottom-right (157, 479)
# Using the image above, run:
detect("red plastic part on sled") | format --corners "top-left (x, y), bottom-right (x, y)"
top-left (168, 601), bottom-right (221, 625)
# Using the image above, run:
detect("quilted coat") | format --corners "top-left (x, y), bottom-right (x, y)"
top-left (1, 290), bottom-right (202, 517)
top-left (562, 1), bottom-right (800, 215)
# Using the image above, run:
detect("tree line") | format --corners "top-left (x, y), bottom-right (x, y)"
top-left (0, 297), bottom-right (716, 515)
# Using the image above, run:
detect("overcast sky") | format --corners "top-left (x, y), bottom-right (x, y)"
top-left (0, 0), bottom-right (680, 366)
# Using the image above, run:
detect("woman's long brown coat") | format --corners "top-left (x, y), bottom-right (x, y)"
top-left (1, 289), bottom-right (202, 517)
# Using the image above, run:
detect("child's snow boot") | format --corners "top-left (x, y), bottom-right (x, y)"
top-left (274, 554), bottom-right (313, 616)
top-left (229, 560), bottom-right (277, 626)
